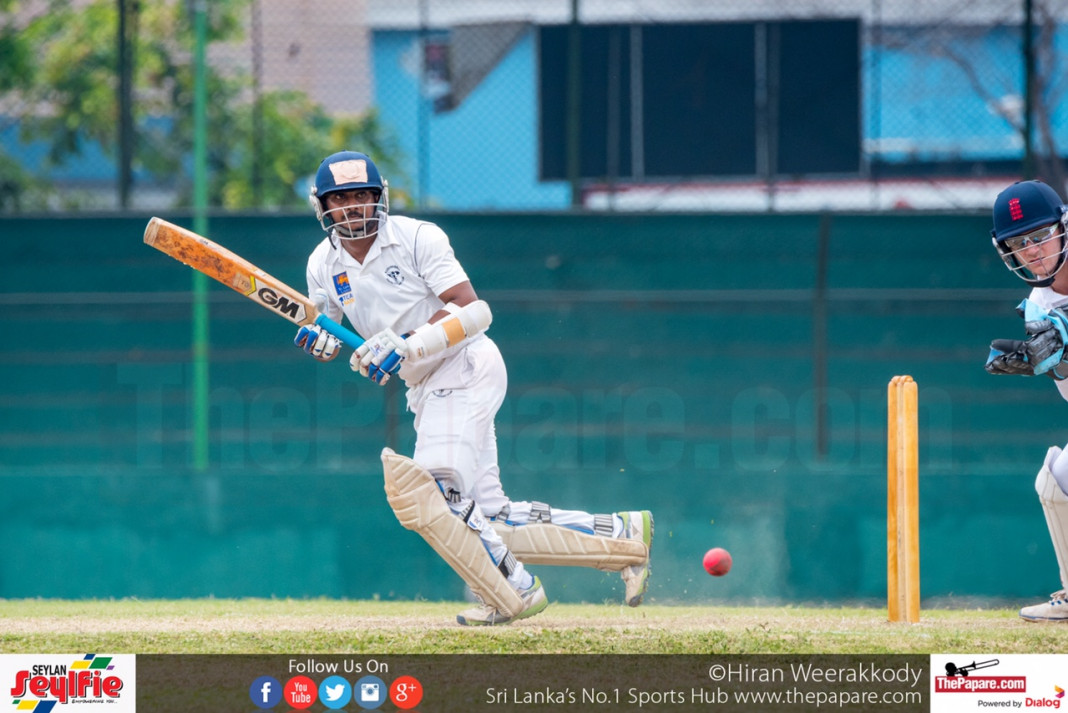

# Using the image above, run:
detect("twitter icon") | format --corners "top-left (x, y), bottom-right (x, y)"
top-left (319, 675), bottom-right (352, 710)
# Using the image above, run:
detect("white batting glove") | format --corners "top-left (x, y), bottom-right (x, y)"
top-left (294, 325), bottom-right (341, 361)
top-left (350, 328), bottom-right (408, 385)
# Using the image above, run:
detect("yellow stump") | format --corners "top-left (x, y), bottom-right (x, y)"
top-left (887, 375), bottom-right (920, 623)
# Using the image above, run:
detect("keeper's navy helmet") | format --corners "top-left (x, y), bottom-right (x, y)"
top-left (309, 151), bottom-right (389, 237)
top-left (991, 180), bottom-right (1068, 287)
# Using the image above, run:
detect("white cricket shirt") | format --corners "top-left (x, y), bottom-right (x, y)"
top-left (306, 214), bottom-right (475, 385)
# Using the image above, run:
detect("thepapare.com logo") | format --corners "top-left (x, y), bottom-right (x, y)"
top-left (2, 654), bottom-right (135, 712)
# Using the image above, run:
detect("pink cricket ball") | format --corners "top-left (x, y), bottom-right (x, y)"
top-left (703, 547), bottom-right (732, 577)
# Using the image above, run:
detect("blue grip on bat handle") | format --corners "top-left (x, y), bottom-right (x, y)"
top-left (314, 313), bottom-right (364, 350)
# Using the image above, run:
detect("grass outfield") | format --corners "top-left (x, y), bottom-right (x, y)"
top-left (0, 599), bottom-right (1055, 654)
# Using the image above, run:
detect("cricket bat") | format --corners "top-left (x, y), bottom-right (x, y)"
top-left (143, 216), bottom-right (364, 349)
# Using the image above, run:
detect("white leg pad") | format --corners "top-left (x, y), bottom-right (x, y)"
top-left (492, 522), bottom-right (647, 571)
top-left (1036, 446), bottom-right (1068, 591)
top-left (381, 448), bottom-right (523, 618)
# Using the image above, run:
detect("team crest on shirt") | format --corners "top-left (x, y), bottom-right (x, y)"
top-left (384, 265), bottom-right (404, 286)
top-left (332, 272), bottom-right (354, 306)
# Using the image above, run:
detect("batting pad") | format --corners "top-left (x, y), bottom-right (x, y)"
top-left (492, 522), bottom-right (647, 571)
top-left (381, 448), bottom-right (523, 618)
top-left (1036, 446), bottom-right (1068, 591)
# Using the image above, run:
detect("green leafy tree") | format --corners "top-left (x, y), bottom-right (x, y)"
top-left (0, 0), bottom-right (404, 211)
top-left (217, 100), bottom-right (409, 209)
top-left (0, 0), bottom-right (45, 209)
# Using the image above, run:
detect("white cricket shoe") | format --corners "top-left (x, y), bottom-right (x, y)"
top-left (456, 576), bottom-right (549, 626)
top-left (1020, 591), bottom-right (1068, 622)
top-left (619, 510), bottom-right (654, 607)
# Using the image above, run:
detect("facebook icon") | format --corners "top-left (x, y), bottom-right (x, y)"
top-left (250, 676), bottom-right (283, 709)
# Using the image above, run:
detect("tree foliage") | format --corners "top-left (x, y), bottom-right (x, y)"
top-left (0, 0), bottom-right (404, 211)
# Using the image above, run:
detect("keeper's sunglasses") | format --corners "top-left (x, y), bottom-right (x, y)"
top-left (1004, 223), bottom-right (1062, 252)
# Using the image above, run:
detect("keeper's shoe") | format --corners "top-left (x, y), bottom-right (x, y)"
top-left (619, 510), bottom-right (654, 607)
top-left (1020, 591), bottom-right (1068, 622)
top-left (456, 576), bottom-right (549, 626)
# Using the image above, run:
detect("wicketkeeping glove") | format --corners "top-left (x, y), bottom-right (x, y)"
top-left (986, 300), bottom-right (1068, 380)
top-left (294, 325), bottom-right (341, 362)
top-left (1018, 299), bottom-right (1068, 379)
top-left (351, 328), bottom-right (407, 385)
top-left (985, 338), bottom-right (1036, 376)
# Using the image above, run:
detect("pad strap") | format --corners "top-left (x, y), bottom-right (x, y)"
top-left (529, 501), bottom-right (552, 524)
top-left (594, 514), bottom-right (615, 537)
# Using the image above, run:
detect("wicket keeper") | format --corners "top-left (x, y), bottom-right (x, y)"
top-left (987, 179), bottom-right (1068, 622)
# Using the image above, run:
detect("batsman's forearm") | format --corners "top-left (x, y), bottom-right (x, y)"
top-left (405, 300), bottom-right (493, 361)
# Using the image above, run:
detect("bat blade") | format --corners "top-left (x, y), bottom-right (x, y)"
top-left (144, 216), bottom-right (364, 348)
top-left (144, 216), bottom-right (316, 326)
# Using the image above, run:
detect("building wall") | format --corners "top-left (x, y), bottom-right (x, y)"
top-left (214, 0), bottom-right (374, 116)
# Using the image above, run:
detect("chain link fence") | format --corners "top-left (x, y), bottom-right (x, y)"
top-left (0, 0), bottom-right (1062, 213)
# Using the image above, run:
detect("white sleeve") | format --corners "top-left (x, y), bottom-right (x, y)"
top-left (1029, 289), bottom-right (1068, 402)
top-left (305, 246), bottom-right (344, 323)
top-left (412, 222), bottom-right (470, 296)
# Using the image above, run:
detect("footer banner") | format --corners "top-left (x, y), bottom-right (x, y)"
top-left (7, 654), bottom-right (932, 711)
top-left (4, 653), bottom-right (1062, 711)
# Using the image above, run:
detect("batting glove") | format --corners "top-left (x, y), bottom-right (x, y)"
top-left (294, 325), bottom-right (341, 362)
top-left (351, 328), bottom-right (407, 385)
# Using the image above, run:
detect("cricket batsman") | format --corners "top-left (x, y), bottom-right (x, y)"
top-left (293, 150), bottom-right (654, 625)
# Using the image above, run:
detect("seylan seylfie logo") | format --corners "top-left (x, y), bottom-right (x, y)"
top-left (7, 653), bottom-right (131, 711)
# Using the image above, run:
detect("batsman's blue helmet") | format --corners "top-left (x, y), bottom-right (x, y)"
top-left (991, 180), bottom-right (1068, 287)
top-left (309, 151), bottom-right (389, 235)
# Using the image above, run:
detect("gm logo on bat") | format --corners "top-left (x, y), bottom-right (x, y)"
top-left (243, 275), bottom-right (307, 322)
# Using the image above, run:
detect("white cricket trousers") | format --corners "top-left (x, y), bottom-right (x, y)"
top-left (408, 336), bottom-right (507, 500)
top-left (406, 337), bottom-right (532, 588)
top-left (407, 337), bottom-right (614, 539)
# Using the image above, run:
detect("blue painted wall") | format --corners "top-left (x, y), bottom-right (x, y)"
top-left (373, 29), bottom-right (571, 209)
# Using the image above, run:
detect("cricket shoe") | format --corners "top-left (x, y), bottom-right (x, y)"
top-left (1020, 591), bottom-right (1068, 622)
top-left (456, 576), bottom-right (549, 626)
top-left (619, 510), bottom-right (654, 607)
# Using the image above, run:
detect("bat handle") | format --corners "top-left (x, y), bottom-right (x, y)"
top-left (314, 313), bottom-right (365, 350)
